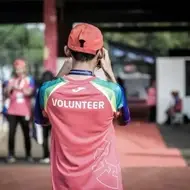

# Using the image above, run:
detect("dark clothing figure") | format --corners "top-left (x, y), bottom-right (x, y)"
top-left (8, 115), bottom-right (31, 158)
top-left (165, 91), bottom-right (182, 125)
top-left (39, 71), bottom-right (54, 163)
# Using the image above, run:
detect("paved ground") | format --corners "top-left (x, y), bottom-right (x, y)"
top-left (0, 122), bottom-right (190, 190)
top-left (0, 166), bottom-right (190, 190)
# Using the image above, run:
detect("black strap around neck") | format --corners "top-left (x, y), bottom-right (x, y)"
top-left (68, 69), bottom-right (94, 76)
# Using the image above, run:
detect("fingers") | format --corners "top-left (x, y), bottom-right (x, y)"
top-left (103, 48), bottom-right (111, 61)
top-left (103, 47), bottom-right (108, 53)
top-left (96, 61), bottom-right (101, 69)
top-left (103, 48), bottom-right (108, 58)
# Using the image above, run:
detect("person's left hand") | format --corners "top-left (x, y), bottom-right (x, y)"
top-left (57, 58), bottom-right (73, 77)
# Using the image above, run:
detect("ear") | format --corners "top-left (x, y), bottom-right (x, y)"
top-left (64, 46), bottom-right (71, 57)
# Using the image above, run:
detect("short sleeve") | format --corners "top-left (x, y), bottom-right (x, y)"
top-left (34, 84), bottom-right (49, 126)
top-left (116, 85), bottom-right (125, 110)
top-left (39, 83), bottom-right (47, 110)
top-left (34, 78), bottom-right (66, 125)
top-left (115, 85), bottom-right (130, 124)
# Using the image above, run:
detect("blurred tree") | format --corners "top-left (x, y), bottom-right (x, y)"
top-left (0, 24), bottom-right (189, 66)
top-left (0, 24), bottom-right (43, 66)
top-left (104, 32), bottom-right (190, 56)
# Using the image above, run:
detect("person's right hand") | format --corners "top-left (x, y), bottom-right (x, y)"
top-left (99, 48), bottom-right (112, 74)
top-left (99, 48), bottom-right (117, 83)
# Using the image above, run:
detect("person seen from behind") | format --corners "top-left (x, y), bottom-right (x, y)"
top-left (5, 59), bottom-right (35, 163)
top-left (35, 23), bottom-right (130, 190)
top-left (165, 90), bottom-right (182, 125)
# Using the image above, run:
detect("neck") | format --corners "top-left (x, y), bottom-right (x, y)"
top-left (72, 61), bottom-right (96, 72)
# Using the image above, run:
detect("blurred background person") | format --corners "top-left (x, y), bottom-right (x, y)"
top-left (147, 80), bottom-right (156, 122)
top-left (0, 80), bottom-right (10, 133)
top-left (1, 80), bottom-right (9, 120)
top-left (5, 59), bottom-right (35, 163)
top-left (165, 91), bottom-right (182, 125)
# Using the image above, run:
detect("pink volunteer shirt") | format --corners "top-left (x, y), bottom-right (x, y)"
top-left (35, 76), bottom-right (130, 190)
top-left (7, 76), bottom-right (35, 117)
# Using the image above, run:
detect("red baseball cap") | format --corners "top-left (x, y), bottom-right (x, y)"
top-left (67, 23), bottom-right (103, 55)
top-left (13, 59), bottom-right (26, 68)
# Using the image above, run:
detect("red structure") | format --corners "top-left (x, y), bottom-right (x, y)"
top-left (44, 0), bottom-right (57, 74)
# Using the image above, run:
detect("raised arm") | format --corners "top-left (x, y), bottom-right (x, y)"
top-left (99, 48), bottom-right (117, 83)
top-left (56, 58), bottom-right (73, 77)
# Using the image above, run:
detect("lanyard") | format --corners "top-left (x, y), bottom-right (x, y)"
top-left (68, 69), bottom-right (94, 76)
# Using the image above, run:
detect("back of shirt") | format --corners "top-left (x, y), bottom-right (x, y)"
top-left (35, 76), bottom-right (130, 190)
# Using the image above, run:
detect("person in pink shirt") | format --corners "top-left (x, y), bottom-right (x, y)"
top-left (35, 23), bottom-right (130, 190)
top-left (147, 80), bottom-right (156, 122)
top-left (6, 59), bottom-right (35, 163)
